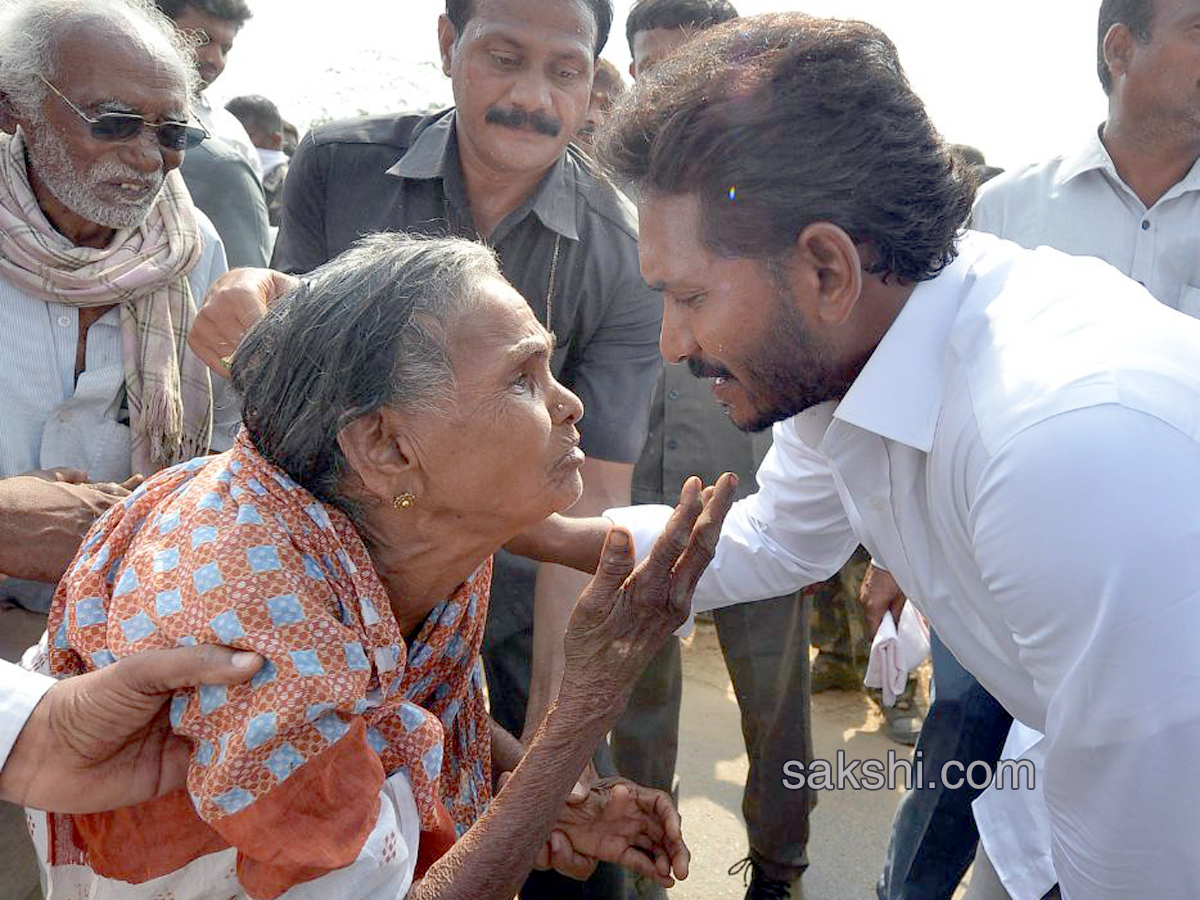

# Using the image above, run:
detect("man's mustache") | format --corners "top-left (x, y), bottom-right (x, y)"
top-left (688, 357), bottom-right (735, 380)
top-left (485, 106), bottom-right (562, 138)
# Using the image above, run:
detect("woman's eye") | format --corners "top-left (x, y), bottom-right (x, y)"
top-left (511, 371), bottom-right (535, 393)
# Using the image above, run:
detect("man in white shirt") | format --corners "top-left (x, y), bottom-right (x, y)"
top-left (974, 0), bottom-right (1200, 300)
top-left (597, 12), bottom-right (1200, 900)
top-left (0, 0), bottom-right (235, 624)
top-left (959, 2), bottom-right (1200, 897)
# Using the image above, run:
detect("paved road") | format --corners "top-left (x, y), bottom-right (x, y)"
top-left (671, 622), bottom-right (969, 900)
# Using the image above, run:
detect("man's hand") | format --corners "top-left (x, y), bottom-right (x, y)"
top-left (188, 267), bottom-right (298, 376)
top-left (504, 513), bottom-right (611, 575)
top-left (534, 777), bottom-right (689, 887)
top-left (0, 474), bottom-right (141, 582)
top-left (858, 563), bottom-right (907, 638)
top-left (559, 474), bottom-right (737, 721)
top-left (1, 646), bottom-right (263, 812)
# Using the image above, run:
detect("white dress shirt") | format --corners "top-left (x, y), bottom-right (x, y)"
top-left (0, 660), bottom-right (53, 775)
top-left (610, 231), bottom-right (1200, 900)
top-left (969, 132), bottom-right (1200, 900)
top-left (973, 127), bottom-right (1200, 315)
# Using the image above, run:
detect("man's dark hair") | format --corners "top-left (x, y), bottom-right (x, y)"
top-left (625, 0), bottom-right (738, 55)
top-left (226, 94), bottom-right (282, 135)
top-left (600, 13), bottom-right (975, 284)
top-left (445, 0), bottom-right (613, 57)
top-left (155, 0), bottom-right (252, 25)
top-left (1097, 0), bottom-right (1155, 94)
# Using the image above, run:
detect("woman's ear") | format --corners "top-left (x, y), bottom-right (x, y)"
top-left (337, 409), bottom-right (423, 505)
top-left (794, 222), bottom-right (865, 327)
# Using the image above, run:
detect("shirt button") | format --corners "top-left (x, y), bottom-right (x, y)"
top-left (58, 411), bottom-right (72, 423)
top-left (57, 315), bottom-right (71, 328)
top-left (667, 389), bottom-right (680, 401)
top-left (1141, 219), bottom-right (1150, 231)
top-left (666, 438), bottom-right (679, 451)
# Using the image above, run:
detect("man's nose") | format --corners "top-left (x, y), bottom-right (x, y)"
top-left (659, 301), bottom-right (699, 364)
top-left (120, 128), bottom-right (167, 175)
top-left (508, 68), bottom-right (553, 113)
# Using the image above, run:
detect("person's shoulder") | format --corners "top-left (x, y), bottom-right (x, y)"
top-left (974, 153), bottom-right (1073, 210)
top-left (307, 110), bottom-right (442, 152)
top-left (191, 206), bottom-right (227, 276)
top-left (567, 147), bottom-right (640, 246)
top-left (949, 233), bottom-right (1200, 452)
top-left (182, 138), bottom-right (257, 183)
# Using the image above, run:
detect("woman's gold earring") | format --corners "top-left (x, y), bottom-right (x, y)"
top-left (392, 493), bottom-right (416, 511)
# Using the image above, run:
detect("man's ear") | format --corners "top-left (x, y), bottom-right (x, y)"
top-left (337, 409), bottom-right (424, 506)
top-left (438, 14), bottom-right (458, 78)
top-left (794, 222), bottom-right (864, 327)
top-left (1103, 23), bottom-right (1134, 86)
top-left (629, 60), bottom-right (637, 80)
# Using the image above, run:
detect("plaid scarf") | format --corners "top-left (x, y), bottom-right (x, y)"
top-left (0, 129), bottom-right (213, 474)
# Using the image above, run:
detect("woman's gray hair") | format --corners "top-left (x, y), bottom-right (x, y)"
top-left (231, 233), bottom-right (503, 518)
top-left (0, 0), bottom-right (199, 115)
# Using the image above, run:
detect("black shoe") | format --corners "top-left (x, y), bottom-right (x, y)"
top-left (728, 856), bottom-right (798, 900)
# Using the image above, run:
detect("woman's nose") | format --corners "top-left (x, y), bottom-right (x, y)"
top-left (552, 385), bottom-right (584, 425)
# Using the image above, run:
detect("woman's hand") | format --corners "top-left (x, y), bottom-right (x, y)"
top-left (534, 777), bottom-right (689, 886)
top-left (559, 474), bottom-right (737, 721)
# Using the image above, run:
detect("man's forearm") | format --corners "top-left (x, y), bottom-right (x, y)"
top-left (524, 458), bottom-right (632, 740)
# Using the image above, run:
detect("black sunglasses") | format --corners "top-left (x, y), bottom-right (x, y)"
top-left (38, 76), bottom-right (208, 152)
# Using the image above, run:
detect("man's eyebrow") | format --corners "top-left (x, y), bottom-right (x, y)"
top-left (94, 99), bottom-right (138, 115)
top-left (94, 98), bottom-right (188, 121)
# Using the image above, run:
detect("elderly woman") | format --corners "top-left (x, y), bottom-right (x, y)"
top-left (28, 234), bottom-right (734, 900)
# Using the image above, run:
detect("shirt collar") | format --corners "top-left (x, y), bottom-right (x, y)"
top-left (1057, 125), bottom-right (1200, 203)
top-left (822, 238), bottom-right (975, 452)
top-left (1056, 125), bottom-right (1115, 186)
top-left (386, 109), bottom-right (580, 241)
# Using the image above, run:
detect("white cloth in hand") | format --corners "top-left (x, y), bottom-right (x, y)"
top-left (863, 604), bottom-right (929, 706)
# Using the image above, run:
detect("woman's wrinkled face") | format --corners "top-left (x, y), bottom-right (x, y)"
top-left (411, 276), bottom-right (586, 533)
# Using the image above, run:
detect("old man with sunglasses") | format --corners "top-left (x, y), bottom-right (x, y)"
top-left (0, 0), bottom-right (237, 721)
top-left (0, 1), bottom-right (236, 894)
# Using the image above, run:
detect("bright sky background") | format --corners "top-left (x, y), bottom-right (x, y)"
top-left (214, 0), bottom-right (1106, 171)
